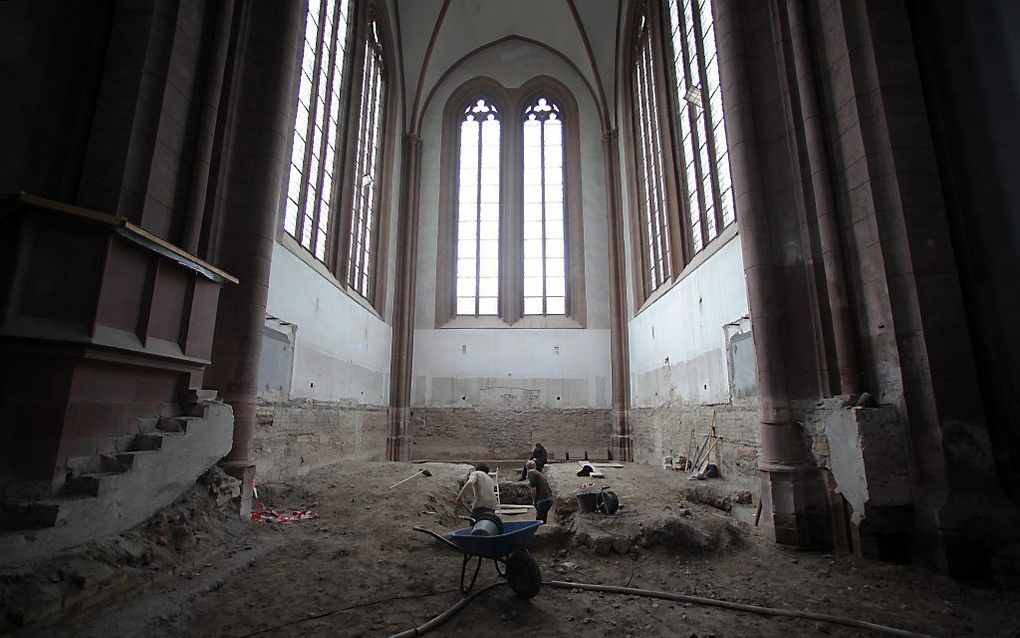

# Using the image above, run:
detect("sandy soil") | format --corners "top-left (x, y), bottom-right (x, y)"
top-left (13, 461), bottom-right (1020, 638)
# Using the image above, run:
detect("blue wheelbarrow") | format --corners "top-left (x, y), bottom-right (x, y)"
top-left (414, 519), bottom-right (544, 598)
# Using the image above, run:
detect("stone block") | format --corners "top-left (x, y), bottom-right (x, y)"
top-left (824, 406), bottom-right (911, 525)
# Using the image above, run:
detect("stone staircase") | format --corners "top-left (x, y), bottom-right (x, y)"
top-left (0, 391), bottom-right (234, 567)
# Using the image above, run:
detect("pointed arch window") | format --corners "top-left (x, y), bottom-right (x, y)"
top-left (283, 0), bottom-right (352, 260)
top-left (280, 1), bottom-right (395, 312)
top-left (455, 98), bottom-right (502, 317)
top-left (522, 97), bottom-right (567, 316)
top-left (347, 15), bottom-right (386, 298)
top-left (626, 0), bottom-right (738, 307)
top-left (632, 10), bottom-right (673, 292)
top-left (665, 0), bottom-right (735, 252)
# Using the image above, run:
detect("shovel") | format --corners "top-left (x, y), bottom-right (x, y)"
top-left (389, 468), bottom-right (432, 489)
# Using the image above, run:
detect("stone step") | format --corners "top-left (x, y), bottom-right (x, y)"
top-left (131, 432), bottom-right (166, 451)
top-left (63, 472), bottom-right (123, 497)
top-left (114, 450), bottom-right (159, 470)
top-left (181, 402), bottom-right (210, 418)
top-left (0, 500), bottom-right (62, 530)
top-left (182, 388), bottom-right (218, 403)
top-left (157, 416), bottom-right (190, 433)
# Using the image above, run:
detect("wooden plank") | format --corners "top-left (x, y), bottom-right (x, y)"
top-left (10, 193), bottom-right (239, 284)
top-left (123, 221), bottom-right (239, 284)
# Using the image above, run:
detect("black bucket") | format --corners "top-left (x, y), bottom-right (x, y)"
top-left (576, 492), bottom-right (598, 513)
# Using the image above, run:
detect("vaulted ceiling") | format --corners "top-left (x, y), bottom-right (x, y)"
top-left (393, 0), bottom-right (623, 132)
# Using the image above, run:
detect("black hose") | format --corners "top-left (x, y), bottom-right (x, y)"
top-left (545, 580), bottom-right (935, 638)
top-left (389, 578), bottom-right (936, 638)
top-left (388, 581), bottom-right (507, 638)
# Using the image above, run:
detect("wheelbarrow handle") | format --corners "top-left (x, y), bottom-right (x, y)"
top-left (413, 526), bottom-right (463, 552)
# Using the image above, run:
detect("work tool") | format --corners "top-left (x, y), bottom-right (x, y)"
top-left (389, 468), bottom-right (432, 489)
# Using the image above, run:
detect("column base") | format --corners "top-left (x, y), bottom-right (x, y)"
top-left (219, 460), bottom-right (256, 520)
top-left (386, 407), bottom-right (413, 461)
top-left (610, 433), bottom-right (632, 463)
top-left (760, 465), bottom-right (837, 548)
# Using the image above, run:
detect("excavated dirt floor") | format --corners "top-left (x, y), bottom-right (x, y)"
top-left (5, 461), bottom-right (1020, 637)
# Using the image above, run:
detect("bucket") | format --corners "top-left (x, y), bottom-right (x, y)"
top-left (576, 492), bottom-right (598, 513)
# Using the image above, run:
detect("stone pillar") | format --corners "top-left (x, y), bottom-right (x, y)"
top-left (602, 129), bottom-right (633, 462)
top-left (387, 134), bottom-right (423, 461)
top-left (715, 0), bottom-right (1016, 572)
top-left (715, 0), bottom-right (833, 547)
top-left (204, 0), bottom-right (304, 511)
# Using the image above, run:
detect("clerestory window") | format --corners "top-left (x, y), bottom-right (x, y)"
top-left (665, 0), bottom-right (735, 252)
top-left (627, 0), bottom-right (737, 306)
top-left (283, 0), bottom-right (353, 261)
top-left (347, 15), bottom-right (387, 298)
top-left (281, 0), bottom-right (393, 311)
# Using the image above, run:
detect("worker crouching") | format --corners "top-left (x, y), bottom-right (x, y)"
top-left (526, 460), bottom-right (554, 523)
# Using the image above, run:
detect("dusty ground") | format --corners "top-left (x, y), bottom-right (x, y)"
top-left (8, 461), bottom-right (1020, 637)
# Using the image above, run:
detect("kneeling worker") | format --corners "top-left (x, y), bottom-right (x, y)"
top-left (526, 460), bottom-right (554, 523)
top-left (455, 463), bottom-right (497, 520)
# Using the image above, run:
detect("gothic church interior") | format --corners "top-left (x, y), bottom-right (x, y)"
top-left (2, 0), bottom-right (1020, 634)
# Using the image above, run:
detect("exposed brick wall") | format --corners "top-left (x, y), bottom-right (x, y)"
top-left (629, 399), bottom-right (760, 484)
top-left (254, 401), bottom-right (387, 481)
top-left (410, 408), bottom-right (612, 461)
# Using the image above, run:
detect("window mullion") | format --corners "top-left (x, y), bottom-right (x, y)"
top-left (647, 41), bottom-right (672, 284)
top-left (639, 41), bottom-right (664, 288)
top-left (678, 10), bottom-right (710, 251)
top-left (475, 118), bottom-right (483, 317)
top-left (540, 116), bottom-right (548, 315)
top-left (298, 0), bottom-right (328, 248)
top-left (691, 0), bottom-right (725, 235)
top-left (354, 45), bottom-right (379, 293)
top-left (634, 46), bottom-right (654, 293)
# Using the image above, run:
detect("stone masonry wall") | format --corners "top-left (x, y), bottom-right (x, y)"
top-left (629, 399), bottom-right (760, 486)
top-left (254, 401), bottom-right (387, 482)
top-left (410, 408), bottom-right (612, 461)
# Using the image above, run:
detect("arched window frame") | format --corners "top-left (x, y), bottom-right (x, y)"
top-left (435, 76), bottom-right (587, 328)
top-left (623, 0), bottom-right (738, 310)
top-left (279, 0), bottom-right (396, 314)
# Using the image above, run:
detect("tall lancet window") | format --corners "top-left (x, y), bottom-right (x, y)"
top-left (283, 0), bottom-right (352, 261)
top-left (666, 0), bottom-right (735, 252)
top-left (522, 97), bottom-right (567, 316)
top-left (632, 10), bottom-right (672, 292)
top-left (347, 16), bottom-right (386, 298)
top-left (455, 98), bottom-right (502, 316)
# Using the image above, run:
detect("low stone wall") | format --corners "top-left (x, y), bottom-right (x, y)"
top-left (628, 399), bottom-right (760, 484)
top-left (254, 400), bottom-right (387, 481)
top-left (409, 407), bottom-right (612, 461)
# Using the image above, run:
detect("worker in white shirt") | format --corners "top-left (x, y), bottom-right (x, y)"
top-left (455, 462), bottom-right (497, 519)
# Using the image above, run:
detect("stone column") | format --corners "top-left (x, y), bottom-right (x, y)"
top-left (205, 0), bottom-right (304, 512)
top-left (387, 134), bottom-right (424, 461)
top-left (716, 0), bottom-right (834, 547)
top-left (602, 129), bottom-right (633, 462)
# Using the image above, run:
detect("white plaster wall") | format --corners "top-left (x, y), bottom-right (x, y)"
top-left (411, 39), bottom-right (612, 408)
top-left (626, 234), bottom-right (750, 407)
top-left (265, 243), bottom-right (392, 405)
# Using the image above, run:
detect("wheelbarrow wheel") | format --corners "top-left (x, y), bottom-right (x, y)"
top-left (506, 549), bottom-right (542, 599)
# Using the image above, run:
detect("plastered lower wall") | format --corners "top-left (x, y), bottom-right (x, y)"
top-left (627, 232), bottom-right (753, 407)
top-left (265, 242), bottom-right (392, 405)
